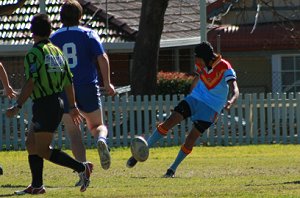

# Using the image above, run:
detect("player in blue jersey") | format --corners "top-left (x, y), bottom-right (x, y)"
top-left (50, 0), bottom-right (116, 185)
top-left (126, 41), bottom-right (239, 178)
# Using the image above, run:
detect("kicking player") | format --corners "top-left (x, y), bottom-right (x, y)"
top-left (126, 41), bottom-right (239, 178)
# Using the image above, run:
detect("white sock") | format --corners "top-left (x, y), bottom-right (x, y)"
top-left (98, 136), bottom-right (107, 143)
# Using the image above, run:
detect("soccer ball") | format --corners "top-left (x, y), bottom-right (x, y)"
top-left (130, 136), bottom-right (149, 162)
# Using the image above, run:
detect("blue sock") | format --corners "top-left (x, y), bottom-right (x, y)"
top-left (169, 149), bottom-right (188, 172)
top-left (147, 128), bottom-right (163, 148)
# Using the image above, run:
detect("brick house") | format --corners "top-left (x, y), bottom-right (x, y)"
top-left (1, 0), bottom-right (299, 93)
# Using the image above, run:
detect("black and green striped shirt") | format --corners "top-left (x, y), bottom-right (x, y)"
top-left (24, 39), bottom-right (73, 100)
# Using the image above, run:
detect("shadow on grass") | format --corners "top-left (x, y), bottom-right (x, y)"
top-left (0, 184), bottom-right (77, 197)
top-left (0, 194), bottom-right (14, 197)
top-left (0, 185), bottom-right (25, 197)
top-left (0, 184), bottom-right (26, 188)
top-left (283, 180), bottom-right (300, 185)
top-left (129, 176), bottom-right (148, 179)
top-left (245, 180), bottom-right (300, 187)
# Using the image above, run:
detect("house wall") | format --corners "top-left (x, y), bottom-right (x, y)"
top-left (109, 53), bottom-right (132, 86)
top-left (0, 51), bottom-right (274, 94)
top-left (221, 0), bottom-right (300, 25)
top-left (158, 48), bottom-right (194, 74)
top-left (224, 52), bottom-right (273, 93)
top-left (0, 56), bottom-right (25, 90)
top-left (0, 54), bottom-right (132, 89)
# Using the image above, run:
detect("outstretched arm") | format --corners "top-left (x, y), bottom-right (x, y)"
top-left (64, 84), bottom-right (83, 126)
top-left (0, 0), bottom-right (26, 15)
top-left (6, 78), bottom-right (33, 118)
top-left (0, 62), bottom-right (17, 99)
top-left (224, 80), bottom-right (239, 111)
top-left (97, 53), bottom-right (116, 96)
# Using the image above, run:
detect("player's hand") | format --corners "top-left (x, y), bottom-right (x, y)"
top-left (68, 108), bottom-right (83, 126)
top-left (6, 106), bottom-right (20, 118)
top-left (105, 83), bottom-right (116, 96)
top-left (224, 100), bottom-right (232, 111)
top-left (4, 86), bottom-right (18, 99)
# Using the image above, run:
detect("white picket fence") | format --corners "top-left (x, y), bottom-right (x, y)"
top-left (1, 92), bottom-right (300, 151)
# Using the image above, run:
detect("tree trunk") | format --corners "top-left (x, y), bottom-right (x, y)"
top-left (131, 0), bottom-right (169, 95)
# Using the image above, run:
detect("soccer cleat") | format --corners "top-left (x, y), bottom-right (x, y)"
top-left (163, 169), bottom-right (175, 178)
top-left (79, 162), bottom-right (93, 192)
top-left (126, 156), bottom-right (138, 168)
top-left (0, 165), bottom-right (3, 175)
top-left (14, 185), bottom-right (46, 195)
top-left (97, 140), bottom-right (111, 170)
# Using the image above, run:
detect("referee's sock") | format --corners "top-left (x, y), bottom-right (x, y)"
top-left (28, 155), bottom-right (44, 188)
top-left (49, 149), bottom-right (85, 173)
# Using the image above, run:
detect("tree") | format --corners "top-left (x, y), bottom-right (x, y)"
top-left (131, 0), bottom-right (169, 95)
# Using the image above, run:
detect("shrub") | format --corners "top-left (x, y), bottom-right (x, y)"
top-left (156, 71), bottom-right (194, 95)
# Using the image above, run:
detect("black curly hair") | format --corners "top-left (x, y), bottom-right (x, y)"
top-left (194, 41), bottom-right (215, 65)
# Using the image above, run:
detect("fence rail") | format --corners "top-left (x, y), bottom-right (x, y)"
top-left (1, 92), bottom-right (300, 151)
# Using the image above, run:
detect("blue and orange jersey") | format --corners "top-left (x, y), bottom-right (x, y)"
top-left (191, 55), bottom-right (237, 113)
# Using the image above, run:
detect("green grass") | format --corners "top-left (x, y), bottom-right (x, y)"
top-left (1, 145), bottom-right (300, 197)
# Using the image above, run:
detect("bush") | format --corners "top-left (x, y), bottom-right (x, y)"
top-left (156, 71), bottom-right (194, 95)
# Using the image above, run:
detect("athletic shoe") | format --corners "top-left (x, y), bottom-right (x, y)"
top-left (0, 165), bottom-right (3, 175)
top-left (126, 156), bottom-right (138, 168)
top-left (79, 162), bottom-right (93, 192)
top-left (74, 174), bottom-right (83, 187)
top-left (163, 169), bottom-right (175, 178)
top-left (14, 185), bottom-right (46, 195)
top-left (97, 140), bottom-right (111, 170)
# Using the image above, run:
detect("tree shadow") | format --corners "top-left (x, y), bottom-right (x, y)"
top-left (283, 180), bottom-right (300, 185)
top-left (0, 184), bottom-right (26, 197)
top-left (245, 180), bottom-right (300, 187)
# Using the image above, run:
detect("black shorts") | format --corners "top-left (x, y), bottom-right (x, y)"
top-left (174, 100), bottom-right (212, 133)
top-left (32, 94), bottom-right (64, 133)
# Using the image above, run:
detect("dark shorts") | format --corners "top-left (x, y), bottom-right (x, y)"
top-left (174, 95), bottom-right (217, 133)
top-left (32, 94), bottom-right (64, 133)
top-left (61, 83), bottom-right (102, 113)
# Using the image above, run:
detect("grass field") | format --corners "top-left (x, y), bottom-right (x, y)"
top-left (1, 144), bottom-right (300, 197)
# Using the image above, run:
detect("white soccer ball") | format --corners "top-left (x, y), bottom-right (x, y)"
top-left (130, 136), bottom-right (149, 162)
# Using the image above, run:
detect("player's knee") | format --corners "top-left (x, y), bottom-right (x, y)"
top-left (37, 147), bottom-right (51, 159)
top-left (97, 125), bottom-right (107, 132)
top-left (25, 139), bottom-right (35, 153)
top-left (193, 120), bottom-right (212, 134)
top-left (174, 100), bottom-right (191, 119)
top-left (90, 124), bottom-right (107, 137)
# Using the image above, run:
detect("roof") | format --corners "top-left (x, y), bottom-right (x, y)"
top-left (79, 0), bottom-right (235, 41)
top-left (0, 0), bottom-right (136, 46)
top-left (208, 21), bottom-right (300, 52)
top-left (0, 0), bottom-right (227, 48)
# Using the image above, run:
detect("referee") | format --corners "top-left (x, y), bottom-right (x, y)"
top-left (6, 13), bottom-right (93, 194)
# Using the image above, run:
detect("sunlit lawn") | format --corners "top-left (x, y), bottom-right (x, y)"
top-left (1, 144), bottom-right (300, 197)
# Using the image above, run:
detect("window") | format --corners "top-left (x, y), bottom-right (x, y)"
top-left (272, 54), bottom-right (300, 93)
